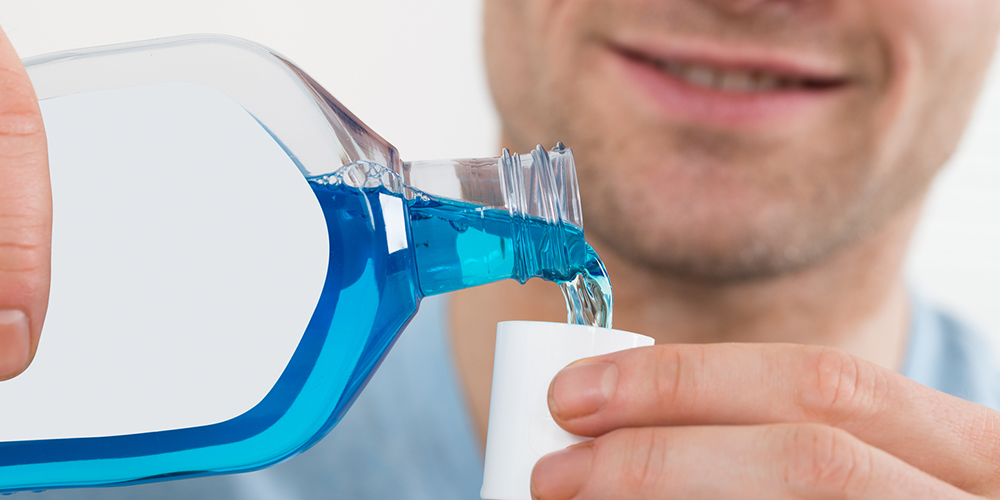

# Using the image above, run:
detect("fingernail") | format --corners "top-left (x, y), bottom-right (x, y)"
top-left (531, 443), bottom-right (593, 500)
top-left (0, 309), bottom-right (30, 379)
top-left (549, 361), bottom-right (618, 420)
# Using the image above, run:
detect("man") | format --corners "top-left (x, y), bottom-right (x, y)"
top-left (4, 0), bottom-right (1000, 498)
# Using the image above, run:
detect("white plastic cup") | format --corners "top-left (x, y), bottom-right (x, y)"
top-left (480, 321), bottom-right (654, 500)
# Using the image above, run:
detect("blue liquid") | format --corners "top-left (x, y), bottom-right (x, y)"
top-left (308, 174), bottom-right (613, 421)
top-left (307, 167), bottom-right (613, 424)
top-left (407, 193), bottom-right (612, 327)
top-left (0, 165), bottom-right (613, 494)
top-left (305, 179), bottom-right (421, 426)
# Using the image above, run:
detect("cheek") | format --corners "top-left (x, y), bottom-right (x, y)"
top-left (868, 0), bottom-right (995, 49)
top-left (483, 0), bottom-right (551, 146)
top-left (486, 0), bottom-right (609, 151)
top-left (862, 2), bottom-right (1000, 216)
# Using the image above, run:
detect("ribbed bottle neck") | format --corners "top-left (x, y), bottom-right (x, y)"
top-left (403, 144), bottom-right (587, 296)
top-left (497, 144), bottom-right (582, 284)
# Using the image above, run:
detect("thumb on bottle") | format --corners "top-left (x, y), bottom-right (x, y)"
top-left (0, 25), bottom-right (52, 381)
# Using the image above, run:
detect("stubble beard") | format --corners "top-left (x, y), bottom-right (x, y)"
top-left (567, 126), bottom-right (935, 285)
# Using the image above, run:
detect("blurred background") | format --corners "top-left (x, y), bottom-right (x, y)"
top-left (3, 0), bottom-right (1000, 346)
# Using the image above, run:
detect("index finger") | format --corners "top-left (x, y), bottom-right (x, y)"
top-left (549, 343), bottom-right (1000, 495)
top-left (0, 25), bottom-right (51, 380)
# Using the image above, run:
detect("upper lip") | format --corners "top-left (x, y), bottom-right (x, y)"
top-left (609, 37), bottom-right (851, 88)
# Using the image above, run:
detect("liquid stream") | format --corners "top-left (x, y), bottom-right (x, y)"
top-left (559, 273), bottom-right (611, 329)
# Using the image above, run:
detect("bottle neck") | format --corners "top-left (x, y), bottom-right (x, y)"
top-left (401, 144), bottom-right (582, 227)
top-left (403, 145), bottom-right (586, 297)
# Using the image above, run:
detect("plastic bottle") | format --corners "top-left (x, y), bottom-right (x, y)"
top-left (0, 35), bottom-right (610, 493)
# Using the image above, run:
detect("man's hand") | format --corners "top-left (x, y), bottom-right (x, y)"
top-left (532, 343), bottom-right (1000, 499)
top-left (0, 25), bottom-right (50, 381)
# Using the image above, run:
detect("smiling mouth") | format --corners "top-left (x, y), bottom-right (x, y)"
top-left (607, 41), bottom-right (855, 126)
top-left (617, 47), bottom-right (848, 94)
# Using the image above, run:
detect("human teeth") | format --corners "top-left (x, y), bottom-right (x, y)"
top-left (751, 72), bottom-right (780, 91)
top-left (655, 59), bottom-right (799, 92)
top-left (720, 71), bottom-right (753, 92)
top-left (682, 65), bottom-right (718, 88)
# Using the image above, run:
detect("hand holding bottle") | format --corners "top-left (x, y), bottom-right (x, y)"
top-left (0, 25), bottom-right (50, 381)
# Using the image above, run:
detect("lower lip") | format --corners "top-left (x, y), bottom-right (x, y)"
top-left (609, 49), bottom-right (848, 128)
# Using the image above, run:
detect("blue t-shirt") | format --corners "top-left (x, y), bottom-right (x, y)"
top-left (30, 294), bottom-right (1000, 499)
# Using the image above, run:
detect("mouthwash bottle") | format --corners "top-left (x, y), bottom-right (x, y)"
top-left (2, 35), bottom-right (612, 493)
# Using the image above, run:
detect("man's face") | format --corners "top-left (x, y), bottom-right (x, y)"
top-left (484, 0), bottom-right (1000, 281)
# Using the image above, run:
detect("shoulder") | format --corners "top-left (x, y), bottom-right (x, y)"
top-left (903, 293), bottom-right (1000, 410)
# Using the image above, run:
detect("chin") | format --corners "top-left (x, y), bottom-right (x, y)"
top-left (583, 188), bottom-right (870, 283)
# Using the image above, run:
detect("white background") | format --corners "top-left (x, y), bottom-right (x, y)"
top-left (3, 1), bottom-right (1000, 343)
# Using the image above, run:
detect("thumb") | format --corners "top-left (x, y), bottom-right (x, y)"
top-left (0, 25), bottom-right (52, 380)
